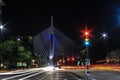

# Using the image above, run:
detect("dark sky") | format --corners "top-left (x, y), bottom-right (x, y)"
top-left (2, 0), bottom-right (120, 61)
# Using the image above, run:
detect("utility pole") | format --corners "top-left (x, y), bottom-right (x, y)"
top-left (0, 0), bottom-right (5, 69)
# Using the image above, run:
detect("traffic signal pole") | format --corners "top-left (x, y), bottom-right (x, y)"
top-left (81, 26), bottom-right (92, 75)
top-left (85, 45), bottom-right (89, 74)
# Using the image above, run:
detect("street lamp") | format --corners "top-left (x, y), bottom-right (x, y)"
top-left (17, 38), bottom-right (20, 41)
top-left (101, 32), bottom-right (108, 40)
top-left (0, 25), bottom-right (3, 29)
top-left (0, 25), bottom-right (7, 35)
top-left (0, 25), bottom-right (3, 34)
top-left (0, 25), bottom-right (4, 44)
top-left (101, 32), bottom-right (109, 64)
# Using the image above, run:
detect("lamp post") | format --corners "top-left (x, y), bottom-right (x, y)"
top-left (0, 0), bottom-right (5, 69)
top-left (0, 25), bottom-right (4, 69)
top-left (101, 32), bottom-right (109, 64)
top-left (0, 25), bottom-right (3, 29)
top-left (0, 25), bottom-right (3, 44)
top-left (101, 32), bottom-right (108, 40)
top-left (17, 38), bottom-right (20, 41)
top-left (0, 25), bottom-right (3, 33)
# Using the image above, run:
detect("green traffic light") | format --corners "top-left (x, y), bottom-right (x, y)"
top-left (84, 41), bottom-right (90, 46)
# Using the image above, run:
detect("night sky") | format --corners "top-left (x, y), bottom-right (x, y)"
top-left (2, 0), bottom-right (120, 61)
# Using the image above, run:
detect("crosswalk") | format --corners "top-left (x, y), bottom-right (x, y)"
top-left (0, 69), bottom-right (98, 80)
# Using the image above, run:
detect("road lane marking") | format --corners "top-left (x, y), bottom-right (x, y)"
top-left (39, 71), bottom-right (51, 80)
top-left (19, 71), bottom-right (46, 80)
top-left (67, 72), bottom-right (80, 79)
top-left (64, 79), bottom-right (82, 80)
top-left (2, 70), bottom-right (42, 80)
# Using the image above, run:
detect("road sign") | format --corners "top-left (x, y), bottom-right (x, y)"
top-left (85, 59), bottom-right (90, 65)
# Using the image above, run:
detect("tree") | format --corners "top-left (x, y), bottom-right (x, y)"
top-left (0, 40), bottom-right (20, 69)
top-left (106, 49), bottom-right (120, 63)
top-left (0, 39), bottom-right (33, 69)
top-left (79, 49), bottom-right (86, 65)
top-left (0, 40), bottom-right (20, 61)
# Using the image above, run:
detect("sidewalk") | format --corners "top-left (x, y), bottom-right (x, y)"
top-left (71, 69), bottom-right (120, 80)
top-left (69, 69), bottom-right (93, 80)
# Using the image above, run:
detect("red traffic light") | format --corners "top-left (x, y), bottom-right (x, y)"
top-left (84, 31), bottom-right (90, 37)
top-left (67, 57), bottom-right (70, 61)
top-left (85, 31), bottom-right (89, 36)
top-left (80, 26), bottom-right (93, 38)
top-left (71, 57), bottom-right (75, 61)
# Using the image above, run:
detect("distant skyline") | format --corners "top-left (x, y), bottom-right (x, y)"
top-left (1, 0), bottom-right (120, 61)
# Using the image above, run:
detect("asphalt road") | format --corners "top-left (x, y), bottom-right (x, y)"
top-left (27, 70), bottom-right (82, 80)
top-left (0, 68), bottom-right (120, 80)
top-left (71, 70), bottom-right (120, 80)
top-left (90, 71), bottom-right (120, 80)
top-left (0, 69), bottom-right (82, 80)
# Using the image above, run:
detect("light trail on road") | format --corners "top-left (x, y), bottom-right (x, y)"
top-left (2, 70), bottom-right (44, 80)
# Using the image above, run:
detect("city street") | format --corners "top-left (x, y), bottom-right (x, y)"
top-left (0, 68), bottom-right (82, 80)
top-left (0, 67), bottom-right (120, 80)
top-left (0, 0), bottom-right (120, 80)
top-left (71, 69), bottom-right (120, 80)
top-left (90, 71), bottom-right (120, 80)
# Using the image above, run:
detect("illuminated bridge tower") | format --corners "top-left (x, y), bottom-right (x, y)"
top-left (33, 16), bottom-right (79, 66)
top-left (49, 16), bottom-right (54, 66)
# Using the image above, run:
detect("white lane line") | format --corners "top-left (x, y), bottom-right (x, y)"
top-left (0, 68), bottom-right (42, 75)
top-left (19, 71), bottom-right (46, 80)
top-left (2, 71), bottom-right (40, 80)
top-left (67, 72), bottom-right (79, 79)
top-left (38, 71), bottom-right (51, 80)
top-left (61, 78), bottom-right (82, 80)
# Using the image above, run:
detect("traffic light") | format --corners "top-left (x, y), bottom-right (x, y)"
top-left (81, 27), bottom-right (92, 46)
top-left (84, 41), bottom-right (90, 46)
top-left (80, 26), bottom-right (93, 72)
top-left (71, 57), bottom-right (75, 61)
top-left (84, 36), bottom-right (90, 46)
top-left (59, 59), bottom-right (62, 62)
top-left (67, 57), bottom-right (70, 61)
top-left (84, 31), bottom-right (89, 37)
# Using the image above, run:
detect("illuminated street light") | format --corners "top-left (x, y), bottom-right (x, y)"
top-left (17, 38), bottom-right (20, 41)
top-left (101, 32), bottom-right (109, 64)
top-left (102, 33), bottom-right (107, 37)
top-left (101, 32), bottom-right (108, 39)
top-left (0, 25), bottom-right (4, 33)
top-left (49, 55), bottom-right (53, 60)
top-left (0, 25), bottom-right (3, 29)
top-left (0, 25), bottom-right (7, 34)
top-left (0, 25), bottom-right (4, 44)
